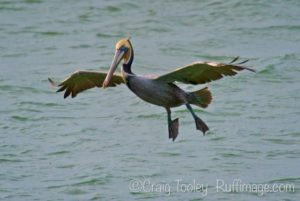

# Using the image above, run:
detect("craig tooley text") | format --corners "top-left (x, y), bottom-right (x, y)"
top-left (128, 178), bottom-right (295, 196)
top-left (129, 178), bottom-right (208, 196)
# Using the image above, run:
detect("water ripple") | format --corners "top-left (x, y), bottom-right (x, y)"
top-left (1, 0), bottom-right (300, 200)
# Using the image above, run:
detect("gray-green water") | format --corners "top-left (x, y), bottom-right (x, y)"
top-left (1, 0), bottom-right (300, 200)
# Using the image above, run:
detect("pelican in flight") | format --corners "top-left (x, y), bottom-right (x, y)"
top-left (49, 38), bottom-right (254, 141)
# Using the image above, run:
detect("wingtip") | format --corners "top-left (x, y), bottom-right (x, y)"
top-left (244, 66), bottom-right (256, 73)
top-left (229, 57), bottom-right (250, 65)
top-left (48, 78), bottom-right (58, 87)
top-left (229, 56), bottom-right (240, 64)
top-left (238, 59), bottom-right (249, 65)
top-left (229, 57), bottom-right (255, 73)
top-left (48, 77), bottom-right (60, 87)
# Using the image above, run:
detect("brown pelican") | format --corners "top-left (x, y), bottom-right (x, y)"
top-left (49, 38), bottom-right (255, 141)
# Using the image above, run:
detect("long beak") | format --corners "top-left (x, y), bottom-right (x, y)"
top-left (103, 50), bottom-right (124, 88)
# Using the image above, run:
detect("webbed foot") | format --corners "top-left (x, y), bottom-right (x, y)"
top-left (168, 118), bottom-right (179, 141)
top-left (195, 116), bottom-right (209, 135)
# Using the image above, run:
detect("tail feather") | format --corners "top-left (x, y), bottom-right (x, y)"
top-left (188, 87), bottom-right (212, 108)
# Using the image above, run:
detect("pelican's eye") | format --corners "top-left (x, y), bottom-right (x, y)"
top-left (119, 45), bottom-right (128, 52)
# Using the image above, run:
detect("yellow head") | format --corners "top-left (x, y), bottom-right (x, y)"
top-left (115, 38), bottom-right (132, 64)
top-left (103, 38), bottom-right (132, 88)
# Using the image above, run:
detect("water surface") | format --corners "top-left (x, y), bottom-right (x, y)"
top-left (0, 0), bottom-right (299, 200)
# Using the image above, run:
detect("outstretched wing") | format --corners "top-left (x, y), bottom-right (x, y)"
top-left (48, 70), bottom-right (125, 98)
top-left (155, 57), bottom-right (255, 85)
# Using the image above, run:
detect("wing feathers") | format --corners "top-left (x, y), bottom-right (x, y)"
top-left (229, 56), bottom-right (239, 64)
top-left (64, 87), bottom-right (72, 99)
top-left (57, 84), bottom-right (67, 93)
top-left (238, 59), bottom-right (249, 65)
top-left (49, 70), bottom-right (125, 98)
top-left (155, 57), bottom-right (255, 85)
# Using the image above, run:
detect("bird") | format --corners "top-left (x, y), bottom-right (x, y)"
top-left (48, 38), bottom-right (255, 141)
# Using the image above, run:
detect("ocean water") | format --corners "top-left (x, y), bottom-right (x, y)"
top-left (0, 0), bottom-right (299, 200)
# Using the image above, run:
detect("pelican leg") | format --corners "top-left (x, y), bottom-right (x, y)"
top-left (166, 108), bottom-right (179, 141)
top-left (186, 103), bottom-right (209, 135)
